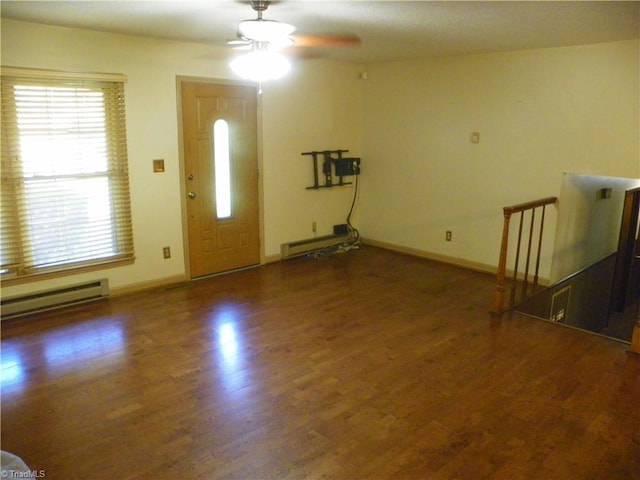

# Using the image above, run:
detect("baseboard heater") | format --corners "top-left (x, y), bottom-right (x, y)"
top-left (281, 234), bottom-right (350, 259)
top-left (1, 278), bottom-right (109, 319)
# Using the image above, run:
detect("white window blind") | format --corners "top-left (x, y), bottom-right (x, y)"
top-left (1, 68), bottom-right (134, 280)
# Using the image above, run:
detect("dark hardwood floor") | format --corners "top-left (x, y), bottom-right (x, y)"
top-left (2, 246), bottom-right (639, 479)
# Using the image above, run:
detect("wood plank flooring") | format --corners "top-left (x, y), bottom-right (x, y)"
top-left (2, 246), bottom-right (639, 479)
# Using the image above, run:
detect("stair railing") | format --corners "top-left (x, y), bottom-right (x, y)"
top-left (492, 196), bottom-right (558, 314)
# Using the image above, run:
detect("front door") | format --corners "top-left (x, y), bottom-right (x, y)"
top-left (181, 81), bottom-right (260, 278)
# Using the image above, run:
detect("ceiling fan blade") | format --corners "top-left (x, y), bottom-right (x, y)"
top-left (291, 34), bottom-right (361, 48)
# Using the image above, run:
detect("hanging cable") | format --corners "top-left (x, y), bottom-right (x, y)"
top-left (345, 171), bottom-right (360, 245)
top-left (308, 169), bottom-right (360, 258)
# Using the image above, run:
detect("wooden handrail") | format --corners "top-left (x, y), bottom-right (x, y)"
top-left (503, 196), bottom-right (558, 215)
top-left (492, 196), bottom-right (558, 314)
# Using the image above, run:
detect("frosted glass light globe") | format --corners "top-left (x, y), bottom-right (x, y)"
top-left (230, 50), bottom-right (291, 82)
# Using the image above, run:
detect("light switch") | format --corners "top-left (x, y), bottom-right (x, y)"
top-left (470, 132), bottom-right (480, 144)
top-left (153, 159), bottom-right (165, 173)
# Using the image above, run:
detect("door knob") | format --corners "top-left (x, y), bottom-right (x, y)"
top-left (188, 192), bottom-right (197, 200)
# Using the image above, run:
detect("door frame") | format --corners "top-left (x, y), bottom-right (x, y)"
top-left (610, 186), bottom-right (640, 312)
top-left (176, 75), bottom-right (264, 279)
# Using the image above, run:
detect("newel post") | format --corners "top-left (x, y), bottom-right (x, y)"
top-left (492, 208), bottom-right (512, 314)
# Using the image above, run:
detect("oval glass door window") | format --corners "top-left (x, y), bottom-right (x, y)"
top-left (213, 119), bottom-right (231, 219)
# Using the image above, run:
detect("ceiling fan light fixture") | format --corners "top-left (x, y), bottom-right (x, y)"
top-left (230, 48), bottom-right (291, 82)
top-left (238, 19), bottom-right (295, 42)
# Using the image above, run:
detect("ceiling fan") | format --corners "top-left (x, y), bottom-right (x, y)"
top-left (227, 0), bottom-right (360, 85)
top-left (227, 0), bottom-right (361, 55)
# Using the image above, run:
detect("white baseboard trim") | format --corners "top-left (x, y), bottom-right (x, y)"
top-left (264, 253), bottom-right (281, 264)
top-left (110, 274), bottom-right (190, 297)
top-left (360, 237), bottom-right (550, 286)
top-left (361, 237), bottom-right (498, 275)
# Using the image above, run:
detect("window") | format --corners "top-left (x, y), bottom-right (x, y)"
top-left (1, 68), bottom-right (134, 280)
top-left (213, 119), bottom-right (231, 219)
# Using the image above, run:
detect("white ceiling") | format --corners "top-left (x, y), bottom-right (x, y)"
top-left (2, 1), bottom-right (639, 63)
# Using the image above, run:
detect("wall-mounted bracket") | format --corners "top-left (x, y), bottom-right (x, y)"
top-left (302, 149), bottom-right (360, 190)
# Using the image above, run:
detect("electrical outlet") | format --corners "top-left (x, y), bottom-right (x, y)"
top-left (446, 231), bottom-right (452, 242)
top-left (163, 246), bottom-right (171, 259)
top-left (312, 221), bottom-right (317, 234)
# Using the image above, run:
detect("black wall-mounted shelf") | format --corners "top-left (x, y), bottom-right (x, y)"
top-left (302, 150), bottom-right (361, 190)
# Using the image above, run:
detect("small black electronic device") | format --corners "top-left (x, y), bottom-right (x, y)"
top-left (335, 157), bottom-right (361, 176)
top-left (333, 224), bottom-right (349, 235)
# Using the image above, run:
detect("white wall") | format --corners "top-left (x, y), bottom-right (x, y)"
top-left (1, 19), bottom-right (363, 297)
top-left (360, 40), bottom-right (640, 278)
top-left (551, 173), bottom-right (640, 283)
